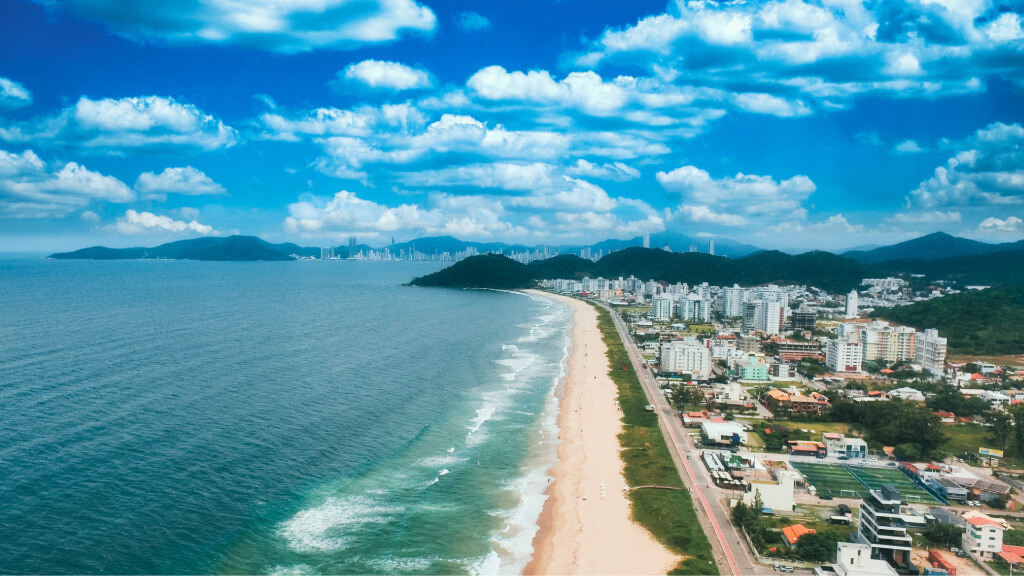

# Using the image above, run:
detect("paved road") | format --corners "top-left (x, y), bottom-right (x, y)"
top-left (598, 302), bottom-right (771, 575)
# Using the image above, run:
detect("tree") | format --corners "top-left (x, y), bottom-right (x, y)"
top-left (987, 412), bottom-right (1013, 453)
top-left (923, 523), bottom-right (963, 548)
top-left (732, 501), bottom-right (752, 527)
top-left (795, 530), bottom-right (842, 562)
top-left (1011, 404), bottom-right (1024, 455)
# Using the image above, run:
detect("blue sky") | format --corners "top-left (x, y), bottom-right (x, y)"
top-left (1, 0), bottom-right (1023, 252)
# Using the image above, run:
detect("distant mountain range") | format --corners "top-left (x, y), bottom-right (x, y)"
top-left (48, 231), bottom-right (1024, 290)
top-left (842, 231), bottom-right (1024, 263)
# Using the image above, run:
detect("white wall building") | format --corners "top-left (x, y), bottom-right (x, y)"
top-left (963, 515), bottom-right (1005, 559)
top-left (915, 328), bottom-right (947, 376)
top-left (826, 333), bottom-right (863, 373)
top-left (743, 475), bottom-right (795, 512)
top-left (660, 338), bottom-right (713, 380)
top-left (720, 284), bottom-right (746, 318)
top-left (846, 290), bottom-right (859, 318)
top-left (651, 296), bottom-right (674, 321)
top-left (812, 542), bottom-right (899, 576)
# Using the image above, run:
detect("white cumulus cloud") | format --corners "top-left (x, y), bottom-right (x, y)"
top-left (455, 12), bottom-right (491, 32)
top-left (0, 77), bottom-right (32, 108)
top-left (339, 60), bottom-right (433, 91)
top-left (0, 95), bottom-right (237, 152)
top-left (658, 165), bottom-right (815, 222)
top-left (0, 148), bottom-right (134, 218)
top-left (42, 0), bottom-right (437, 53)
top-left (112, 209), bottom-right (216, 235)
top-left (134, 166), bottom-right (227, 198)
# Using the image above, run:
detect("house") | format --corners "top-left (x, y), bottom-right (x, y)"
top-left (812, 542), bottom-right (899, 576)
top-left (701, 420), bottom-right (747, 445)
top-left (767, 389), bottom-right (830, 415)
top-left (783, 523), bottom-right (816, 545)
top-left (889, 387), bottom-right (925, 402)
top-left (789, 440), bottom-right (828, 457)
top-left (823, 433), bottom-right (868, 458)
top-left (933, 411), bottom-right (956, 424)
top-left (962, 515), bottom-right (1005, 559)
top-left (743, 474), bottom-right (795, 512)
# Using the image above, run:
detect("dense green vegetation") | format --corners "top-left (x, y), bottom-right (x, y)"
top-left (50, 235), bottom-right (304, 261)
top-left (872, 287), bottom-right (1024, 354)
top-left (408, 254), bottom-right (536, 289)
top-left (593, 306), bottom-right (719, 575)
top-left (874, 249), bottom-right (1024, 287)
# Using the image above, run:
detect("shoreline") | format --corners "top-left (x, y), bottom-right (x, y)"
top-left (523, 290), bottom-right (680, 575)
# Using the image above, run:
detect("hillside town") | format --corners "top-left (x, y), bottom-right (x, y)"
top-left (540, 274), bottom-right (1024, 576)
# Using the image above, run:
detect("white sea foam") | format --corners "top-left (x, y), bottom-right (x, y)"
top-left (470, 549), bottom-right (503, 576)
top-left (365, 556), bottom-right (435, 572)
top-left (466, 401), bottom-right (497, 446)
top-left (447, 446), bottom-right (455, 453)
top-left (418, 454), bottom-right (468, 467)
top-left (439, 468), bottom-right (450, 476)
top-left (279, 496), bottom-right (402, 553)
top-left (268, 563), bottom-right (315, 576)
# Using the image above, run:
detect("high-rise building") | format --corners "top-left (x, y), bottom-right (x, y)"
top-left (721, 284), bottom-right (746, 318)
top-left (679, 293), bottom-right (710, 322)
top-left (790, 310), bottom-right (817, 331)
top-left (660, 338), bottom-right (712, 379)
top-left (742, 300), bottom-right (784, 335)
top-left (651, 296), bottom-right (674, 321)
top-left (826, 331), bottom-right (863, 373)
top-left (347, 236), bottom-right (357, 258)
top-left (859, 321), bottom-right (916, 363)
top-left (915, 328), bottom-right (948, 376)
top-left (642, 230), bottom-right (650, 248)
top-left (846, 290), bottom-right (859, 319)
top-left (709, 239), bottom-right (715, 256)
top-left (856, 486), bottom-right (913, 570)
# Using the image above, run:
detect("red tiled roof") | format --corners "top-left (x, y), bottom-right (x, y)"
top-left (782, 524), bottom-right (816, 545)
top-left (967, 516), bottom-right (1004, 528)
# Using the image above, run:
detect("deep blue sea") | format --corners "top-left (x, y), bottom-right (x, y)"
top-left (0, 259), bottom-right (571, 575)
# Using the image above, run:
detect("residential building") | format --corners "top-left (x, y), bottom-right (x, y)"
top-left (856, 486), bottom-right (913, 570)
top-left (660, 338), bottom-right (713, 380)
top-left (744, 300), bottom-right (784, 335)
top-left (743, 475), bottom-right (795, 512)
top-left (812, 542), bottom-right (899, 576)
top-left (846, 290), bottom-right (859, 319)
top-left (823, 433), bottom-right (868, 458)
top-left (914, 329), bottom-right (948, 376)
top-left (963, 515), bottom-right (1005, 559)
top-left (768, 389), bottom-right (830, 415)
top-left (679, 293), bottom-right (711, 322)
top-left (741, 356), bottom-right (770, 381)
top-left (651, 296), bottom-right (674, 321)
top-left (859, 321), bottom-right (916, 363)
top-left (888, 387), bottom-right (925, 402)
top-left (826, 332), bottom-right (863, 373)
top-left (777, 339), bottom-right (822, 362)
top-left (720, 284), bottom-right (746, 318)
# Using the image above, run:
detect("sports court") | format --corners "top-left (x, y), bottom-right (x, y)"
top-left (791, 462), bottom-right (943, 504)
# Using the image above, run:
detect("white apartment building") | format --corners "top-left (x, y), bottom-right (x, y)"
top-left (915, 328), bottom-right (947, 376)
top-left (660, 338), bottom-right (712, 379)
top-left (720, 284), bottom-right (746, 318)
top-left (826, 332), bottom-right (863, 373)
top-left (651, 296), bottom-right (674, 321)
top-left (846, 290), bottom-right (859, 319)
top-left (679, 293), bottom-right (711, 322)
top-left (963, 515), bottom-right (1005, 559)
top-left (857, 486), bottom-right (913, 568)
top-left (742, 300), bottom-right (784, 335)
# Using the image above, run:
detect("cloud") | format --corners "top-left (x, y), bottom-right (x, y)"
top-left (284, 189), bottom-right (518, 239)
top-left (732, 93), bottom-right (810, 118)
top-left (111, 209), bottom-right (216, 235)
top-left (0, 95), bottom-right (237, 152)
top-left (0, 77), bottom-right (32, 108)
top-left (455, 12), bottom-right (491, 32)
top-left (893, 139), bottom-right (925, 154)
top-left (338, 60), bottom-right (433, 91)
top-left (573, 0), bottom-right (1021, 108)
top-left (564, 159), bottom-right (640, 181)
top-left (0, 148), bottom-right (134, 218)
top-left (975, 216), bottom-right (1024, 234)
top-left (657, 165), bottom-right (816, 222)
top-left (508, 176), bottom-right (618, 212)
top-left (399, 162), bottom-right (556, 191)
top-left (134, 166), bottom-right (227, 198)
top-left (40, 0), bottom-right (437, 53)
top-left (888, 210), bottom-right (962, 224)
top-left (909, 122), bottom-right (1024, 207)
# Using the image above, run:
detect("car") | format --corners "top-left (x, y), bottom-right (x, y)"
top-left (780, 566), bottom-right (794, 573)
top-left (838, 455), bottom-right (849, 460)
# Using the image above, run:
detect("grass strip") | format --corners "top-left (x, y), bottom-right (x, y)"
top-left (592, 304), bottom-right (720, 576)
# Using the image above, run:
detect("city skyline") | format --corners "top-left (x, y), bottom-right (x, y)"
top-left (1, 0), bottom-right (1023, 252)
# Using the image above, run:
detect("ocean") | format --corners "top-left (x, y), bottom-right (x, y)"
top-left (0, 259), bottom-right (572, 575)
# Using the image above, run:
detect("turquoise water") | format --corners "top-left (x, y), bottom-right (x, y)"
top-left (0, 259), bottom-right (570, 575)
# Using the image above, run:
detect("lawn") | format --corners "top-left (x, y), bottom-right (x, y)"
top-left (791, 462), bottom-right (942, 504)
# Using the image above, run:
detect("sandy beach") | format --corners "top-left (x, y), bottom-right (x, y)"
top-left (525, 291), bottom-right (680, 575)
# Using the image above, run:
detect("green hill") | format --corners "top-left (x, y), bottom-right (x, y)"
top-left (871, 287), bottom-right (1024, 355)
top-left (874, 249), bottom-right (1024, 287)
top-left (409, 254), bottom-right (536, 289)
top-left (50, 235), bottom-right (297, 261)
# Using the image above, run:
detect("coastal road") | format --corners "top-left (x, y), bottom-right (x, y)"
top-left (596, 302), bottom-right (769, 576)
